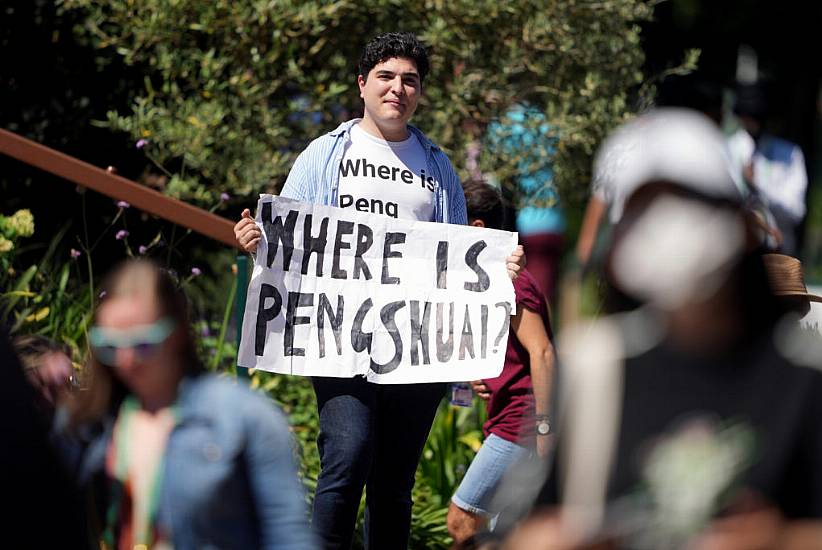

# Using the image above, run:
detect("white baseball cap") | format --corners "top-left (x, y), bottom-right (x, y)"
top-left (594, 108), bottom-right (742, 219)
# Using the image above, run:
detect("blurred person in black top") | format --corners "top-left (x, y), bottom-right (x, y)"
top-left (504, 109), bottom-right (822, 550)
top-left (0, 327), bottom-right (87, 547)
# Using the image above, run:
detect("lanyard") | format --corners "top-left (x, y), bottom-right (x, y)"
top-left (103, 396), bottom-right (177, 549)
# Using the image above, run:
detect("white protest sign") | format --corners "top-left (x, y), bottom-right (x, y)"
top-left (238, 195), bottom-right (516, 384)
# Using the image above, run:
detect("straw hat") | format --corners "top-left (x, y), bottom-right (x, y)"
top-left (762, 254), bottom-right (822, 317)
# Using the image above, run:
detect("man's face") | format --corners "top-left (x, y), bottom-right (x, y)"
top-left (358, 57), bottom-right (422, 132)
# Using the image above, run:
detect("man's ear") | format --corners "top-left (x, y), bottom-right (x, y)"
top-left (358, 74), bottom-right (366, 98)
top-left (469, 219), bottom-right (486, 228)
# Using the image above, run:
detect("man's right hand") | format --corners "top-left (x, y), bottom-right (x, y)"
top-left (234, 208), bottom-right (261, 253)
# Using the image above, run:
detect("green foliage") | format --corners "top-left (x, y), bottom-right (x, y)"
top-left (60, 0), bottom-right (658, 211)
top-left (418, 399), bottom-right (486, 503)
top-left (1, 197), bottom-right (239, 371)
top-left (802, 182), bottom-right (822, 283)
top-left (0, 218), bottom-right (92, 354)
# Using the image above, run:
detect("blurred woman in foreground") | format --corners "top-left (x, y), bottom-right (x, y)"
top-left (64, 259), bottom-right (316, 550)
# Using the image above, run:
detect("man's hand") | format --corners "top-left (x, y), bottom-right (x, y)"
top-left (234, 208), bottom-right (261, 253)
top-left (471, 380), bottom-right (491, 401)
top-left (507, 245), bottom-right (526, 280)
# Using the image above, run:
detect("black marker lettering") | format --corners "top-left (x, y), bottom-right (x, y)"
top-left (409, 300), bottom-right (431, 366)
top-left (436, 302), bottom-right (455, 362)
top-left (351, 298), bottom-right (373, 353)
top-left (436, 241), bottom-right (448, 289)
top-left (492, 301), bottom-right (512, 353)
top-left (480, 304), bottom-right (488, 359)
top-left (464, 240), bottom-right (490, 292)
top-left (317, 293), bottom-right (344, 358)
top-left (284, 291), bottom-right (313, 356)
top-left (255, 284), bottom-right (282, 356)
top-left (354, 224), bottom-right (373, 280)
top-left (332, 220), bottom-right (354, 279)
top-left (458, 304), bottom-right (475, 360)
top-left (261, 203), bottom-right (298, 270)
top-left (381, 232), bottom-right (406, 285)
top-left (369, 301), bottom-right (406, 374)
top-left (301, 215), bottom-right (329, 276)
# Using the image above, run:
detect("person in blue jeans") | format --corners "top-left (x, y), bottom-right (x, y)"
top-left (447, 180), bottom-right (555, 548)
top-left (234, 32), bottom-right (525, 549)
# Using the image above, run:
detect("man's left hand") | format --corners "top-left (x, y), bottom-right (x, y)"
top-left (507, 245), bottom-right (526, 280)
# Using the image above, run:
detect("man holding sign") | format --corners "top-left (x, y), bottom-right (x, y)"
top-left (234, 32), bottom-right (524, 550)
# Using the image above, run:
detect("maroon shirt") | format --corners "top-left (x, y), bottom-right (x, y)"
top-left (482, 269), bottom-right (552, 445)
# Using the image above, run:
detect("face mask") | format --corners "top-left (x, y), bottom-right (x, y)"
top-left (610, 195), bottom-right (745, 310)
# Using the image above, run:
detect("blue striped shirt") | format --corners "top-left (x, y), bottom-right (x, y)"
top-left (280, 119), bottom-right (467, 225)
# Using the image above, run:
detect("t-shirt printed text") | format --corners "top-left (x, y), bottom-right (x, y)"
top-left (337, 124), bottom-right (436, 221)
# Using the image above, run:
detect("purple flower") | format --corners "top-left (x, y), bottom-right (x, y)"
top-left (220, 192), bottom-right (230, 202)
top-left (138, 245), bottom-right (148, 255)
top-left (201, 324), bottom-right (211, 337)
top-left (70, 248), bottom-right (81, 259)
top-left (136, 139), bottom-right (148, 149)
top-left (116, 200), bottom-right (130, 209)
top-left (115, 230), bottom-right (129, 240)
top-left (191, 267), bottom-right (202, 277)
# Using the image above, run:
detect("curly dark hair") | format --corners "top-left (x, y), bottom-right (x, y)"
top-left (358, 32), bottom-right (430, 83)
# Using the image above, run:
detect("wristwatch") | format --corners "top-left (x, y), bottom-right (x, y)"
top-left (535, 416), bottom-right (551, 436)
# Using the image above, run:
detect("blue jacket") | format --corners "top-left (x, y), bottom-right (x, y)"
top-left (279, 119), bottom-right (467, 225)
top-left (77, 374), bottom-right (317, 550)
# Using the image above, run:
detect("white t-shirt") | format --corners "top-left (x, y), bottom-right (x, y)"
top-left (337, 123), bottom-right (436, 221)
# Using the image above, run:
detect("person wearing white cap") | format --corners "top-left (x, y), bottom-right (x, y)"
top-left (501, 108), bottom-right (822, 550)
top-left (575, 104), bottom-right (741, 269)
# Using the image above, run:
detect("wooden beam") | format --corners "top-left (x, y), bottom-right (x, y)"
top-left (0, 128), bottom-right (241, 250)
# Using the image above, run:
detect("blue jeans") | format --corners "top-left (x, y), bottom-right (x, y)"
top-left (311, 376), bottom-right (445, 550)
top-left (452, 433), bottom-right (532, 518)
